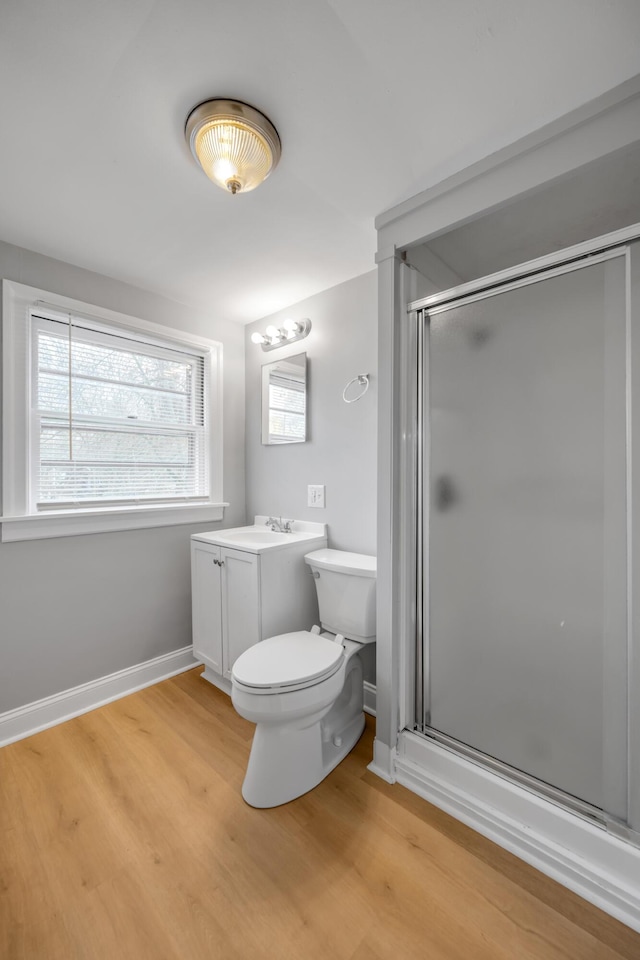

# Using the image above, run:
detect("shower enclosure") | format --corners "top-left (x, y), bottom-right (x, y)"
top-left (413, 232), bottom-right (640, 836)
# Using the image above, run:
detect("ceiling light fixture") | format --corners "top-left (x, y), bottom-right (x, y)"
top-left (251, 318), bottom-right (312, 351)
top-left (185, 99), bottom-right (281, 195)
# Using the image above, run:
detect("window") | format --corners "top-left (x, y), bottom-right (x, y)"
top-left (2, 281), bottom-right (225, 540)
top-left (32, 314), bottom-right (208, 507)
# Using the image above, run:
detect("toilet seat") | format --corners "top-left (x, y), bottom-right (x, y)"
top-left (232, 630), bottom-right (344, 694)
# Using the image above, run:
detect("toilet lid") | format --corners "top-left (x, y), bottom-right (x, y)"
top-left (232, 631), bottom-right (344, 689)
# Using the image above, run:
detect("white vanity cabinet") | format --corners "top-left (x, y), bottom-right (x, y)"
top-left (191, 519), bottom-right (327, 694)
top-left (191, 543), bottom-right (260, 680)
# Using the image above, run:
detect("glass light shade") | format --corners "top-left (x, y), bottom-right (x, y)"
top-left (186, 100), bottom-right (281, 195)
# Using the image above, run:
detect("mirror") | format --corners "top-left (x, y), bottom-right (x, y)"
top-left (261, 352), bottom-right (307, 444)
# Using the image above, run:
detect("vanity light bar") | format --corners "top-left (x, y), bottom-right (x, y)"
top-left (251, 318), bottom-right (312, 352)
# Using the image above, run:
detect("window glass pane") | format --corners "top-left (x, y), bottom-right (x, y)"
top-left (40, 426), bottom-right (191, 464)
top-left (40, 372), bottom-right (190, 424)
top-left (38, 335), bottom-right (69, 375)
top-left (38, 371), bottom-right (69, 414)
top-left (37, 332), bottom-right (194, 424)
top-left (39, 463), bottom-right (195, 503)
top-left (39, 333), bottom-right (190, 392)
top-left (33, 321), bottom-right (207, 506)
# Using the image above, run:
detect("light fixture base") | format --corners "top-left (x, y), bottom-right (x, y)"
top-left (256, 318), bottom-right (312, 351)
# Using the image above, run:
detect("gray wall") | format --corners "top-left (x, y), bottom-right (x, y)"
top-left (245, 271), bottom-right (377, 681)
top-left (245, 271), bottom-right (377, 554)
top-left (0, 241), bottom-right (246, 713)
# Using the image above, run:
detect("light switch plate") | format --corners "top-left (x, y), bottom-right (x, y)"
top-left (308, 484), bottom-right (325, 508)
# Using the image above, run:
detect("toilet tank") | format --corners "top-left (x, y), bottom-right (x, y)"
top-left (304, 548), bottom-right (376, 643)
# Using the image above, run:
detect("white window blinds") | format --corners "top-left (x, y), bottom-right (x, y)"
top-left (31, 312), bottom-right (209, 508)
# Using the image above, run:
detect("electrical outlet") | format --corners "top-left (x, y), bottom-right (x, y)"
top-left (307, 484), bottom-right (325, 508)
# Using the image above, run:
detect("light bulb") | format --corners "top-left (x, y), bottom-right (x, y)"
top-left (251, 332), bottom-right (266, 345)
top-left (265, 325), bottom-right (281, 340)
top-left (283, 320), bottom-right (300, 338)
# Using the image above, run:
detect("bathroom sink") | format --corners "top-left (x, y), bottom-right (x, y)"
top-left (222, 529), bottom-right (290, 544)
top-left (191, 518), bottom-right (328, 554)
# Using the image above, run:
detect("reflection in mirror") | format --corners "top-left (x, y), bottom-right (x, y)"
top-left (262, 352), bottom-right (306, 444)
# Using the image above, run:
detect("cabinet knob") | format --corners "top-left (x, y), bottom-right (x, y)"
top-left (213, 558), bottom-right (225, 566)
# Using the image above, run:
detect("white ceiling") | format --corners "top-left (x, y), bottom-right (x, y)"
top-left (1, 0), bottom-right (639, 324)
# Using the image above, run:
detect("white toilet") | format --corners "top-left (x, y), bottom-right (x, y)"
top-left (231, 548), bottom-right (376, 808)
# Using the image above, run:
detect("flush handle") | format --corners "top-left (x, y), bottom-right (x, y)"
top-left (308, 570), bottom-right (320, 579)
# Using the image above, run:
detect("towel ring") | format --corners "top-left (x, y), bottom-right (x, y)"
top-left (342, 374), bottom-right (370, 404)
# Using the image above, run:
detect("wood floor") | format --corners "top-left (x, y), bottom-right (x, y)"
top-left (2, 668), bottom-right (639, 960)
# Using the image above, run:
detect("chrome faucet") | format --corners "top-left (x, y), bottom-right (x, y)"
top-left (266, 516), bottom-right (292, 533)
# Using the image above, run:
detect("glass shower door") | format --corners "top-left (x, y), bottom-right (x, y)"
top-left (424, 251), bottom-right (629, 820)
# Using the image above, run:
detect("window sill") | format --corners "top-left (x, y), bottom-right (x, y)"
top-left (0, 502), bottom-right (229, 542)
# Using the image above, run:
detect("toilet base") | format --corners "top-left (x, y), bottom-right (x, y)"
top-left (240, 650), bottom-right (366, 808)
top-left (241, 710), bottom-right (365, 809)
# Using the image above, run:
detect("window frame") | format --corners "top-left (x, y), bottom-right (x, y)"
top-left (2, 280), bottom-right (226, 541)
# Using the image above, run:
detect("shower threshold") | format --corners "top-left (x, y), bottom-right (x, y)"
top-left (416, 724), bottom-right (622, 834)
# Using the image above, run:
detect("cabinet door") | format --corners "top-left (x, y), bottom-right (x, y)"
top-left (220, 548), bottom-right (261, 679)
top-left (191, 543), bottom-right (223, 674)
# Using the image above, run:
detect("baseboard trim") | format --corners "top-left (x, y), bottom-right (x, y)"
top-left (395, 730), bottom-right (640, 933)
top-left (0, 646), bottom-right (197, 747)
top-left (363, 680), bottom-right (376, 717)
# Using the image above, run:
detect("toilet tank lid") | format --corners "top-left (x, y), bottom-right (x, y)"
top-left (304, 548), bottom-right (376, 578)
